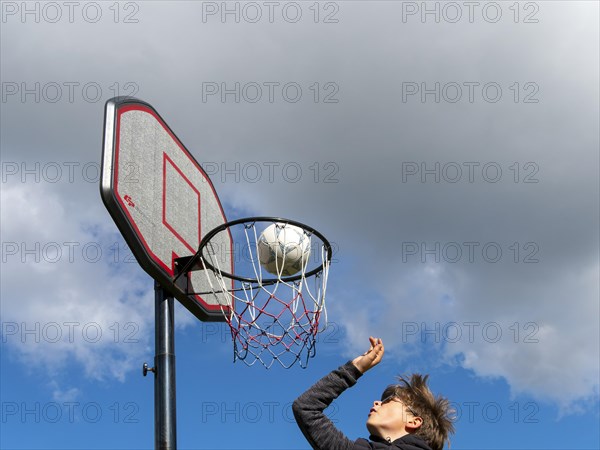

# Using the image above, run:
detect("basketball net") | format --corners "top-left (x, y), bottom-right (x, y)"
top-left (196, 219), bottom-right (331, 369)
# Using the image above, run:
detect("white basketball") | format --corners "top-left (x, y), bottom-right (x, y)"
top-left (257, 223), bottom-right (311, 276)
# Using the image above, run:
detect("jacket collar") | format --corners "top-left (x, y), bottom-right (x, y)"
top-left (369, 434), bottom-right (432, 450)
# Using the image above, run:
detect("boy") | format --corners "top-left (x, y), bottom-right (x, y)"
top-left (293, 337), bottom-right (455, 450)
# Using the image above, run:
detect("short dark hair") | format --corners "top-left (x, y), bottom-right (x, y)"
top-left (381, 374), bottom-right (455, 450)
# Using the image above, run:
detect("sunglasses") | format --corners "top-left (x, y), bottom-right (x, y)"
top-left (380, 396), bottom-right (419, 417)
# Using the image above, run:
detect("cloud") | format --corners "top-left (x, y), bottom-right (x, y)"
top-left (1, 183), bottom-right (154, 382)
top-left (444, 263), bottom-right (600, 411)
top-left (334, 257), bottom-right (599, 411)
top-left (1, 0), bottom-right (597, 415)
top-left (49, 381), bottom-right (81, 403)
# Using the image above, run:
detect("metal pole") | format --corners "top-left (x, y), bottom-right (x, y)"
top-left (155, 281), bottom-right (177, 450)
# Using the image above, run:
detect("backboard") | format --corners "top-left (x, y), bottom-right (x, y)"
top-left (100, 97), bottom-right (233, 322)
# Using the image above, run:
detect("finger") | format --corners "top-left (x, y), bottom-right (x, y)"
top-left (371, 337), bottom-right (380, 350)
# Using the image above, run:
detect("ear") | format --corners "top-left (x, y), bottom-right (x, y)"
top-left (406, 416), bottom-right (423, 431)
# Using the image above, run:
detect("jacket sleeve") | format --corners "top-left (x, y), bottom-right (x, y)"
top-left (292, 361), bottom-right (364, 450)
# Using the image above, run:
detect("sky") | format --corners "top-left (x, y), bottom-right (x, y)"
top-left (1, 1), bottom-right (599, 449)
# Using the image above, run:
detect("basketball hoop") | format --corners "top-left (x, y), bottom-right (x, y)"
top-left (174, 217), bottom-right (332, 369)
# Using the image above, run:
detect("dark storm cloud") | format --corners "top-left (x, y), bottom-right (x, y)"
top-left (1, 1), bottom-right (597, 406)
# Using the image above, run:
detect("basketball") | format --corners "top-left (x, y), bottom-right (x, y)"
top-left (257, 223), bottom-right (311, 276)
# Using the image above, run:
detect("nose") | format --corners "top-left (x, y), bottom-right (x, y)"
top-left (373, 400), bottom-right (382, 407)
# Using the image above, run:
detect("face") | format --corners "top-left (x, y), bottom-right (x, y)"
top-left (366, 396), bottom-right (420, 441)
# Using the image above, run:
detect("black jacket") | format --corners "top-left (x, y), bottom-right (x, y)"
top-left (293, 361), bottom-right (433, 450)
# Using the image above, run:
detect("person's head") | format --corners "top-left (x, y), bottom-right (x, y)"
top-left (366, 374), bottom-right (455, 450)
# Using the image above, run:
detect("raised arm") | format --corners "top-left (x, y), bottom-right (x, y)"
top-left (292, 337), bottom-right (384, 450)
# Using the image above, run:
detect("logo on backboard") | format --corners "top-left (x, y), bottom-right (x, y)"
top-left (123, 195), bottom-right (135, 207)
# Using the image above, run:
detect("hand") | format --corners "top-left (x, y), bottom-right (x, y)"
top-left (352, 337), bottom-right (384, 374)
